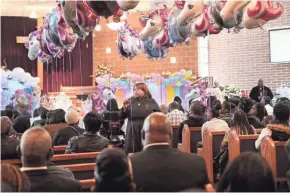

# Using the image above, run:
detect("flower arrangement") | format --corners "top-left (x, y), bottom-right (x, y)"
top-left (95, 61), bottom-right (113, 78)
top-left (223, 84), bottom-right (241, 97)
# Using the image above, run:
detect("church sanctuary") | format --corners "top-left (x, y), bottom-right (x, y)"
top-left (1, 0), bottom-right (290, 192)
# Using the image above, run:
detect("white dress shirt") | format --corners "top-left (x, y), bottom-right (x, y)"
top-left (201, 118), bottom-right (230, 143)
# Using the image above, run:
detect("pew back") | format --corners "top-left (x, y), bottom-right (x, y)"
top-left (59, 163), bottom-right (95, 180)
top-left (261, 137), bottom-right (288, 182)
top-left (53, 145), bottom-right (66, 154)
top-left (198, 130), bottom-right (226, 184)
top-left (178, 125), bottom-right (201, 153)
top-left (80, 179), bottom-right (95, 191)
top-left (228, 131), bottom-right (259, 162)
top-left (171, 125), bottom-right (180, 148)
top-left (2, 152), bottom-right (100, 166)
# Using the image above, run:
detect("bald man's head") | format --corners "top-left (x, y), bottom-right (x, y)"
top-left (20, 127), bottom-right (53, 166)
top-left (142, 112), bottom-right (171, 145)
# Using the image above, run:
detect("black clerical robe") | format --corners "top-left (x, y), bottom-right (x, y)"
top-left (249, 86), bottom-right (273, 102)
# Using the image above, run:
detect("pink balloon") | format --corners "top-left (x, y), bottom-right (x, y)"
top-left (175, 72), bottom-right (182, 76)
top-left (98, 78), bottom-right (106, 85)
top-left (103, 74), bottom-right (110, 80)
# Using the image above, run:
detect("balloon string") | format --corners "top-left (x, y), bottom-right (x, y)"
top-left (56, 58), bottom-right (58, 92)
top-left (157, 4), bottom-right (162, 104)
top-left (51, 60), bottom-right (54, 93)
top-left (62, 55), bottom-right (65, 87)
top-left (79, 41), bottom-right (83, 87)
top-left (69, 52), bottom-right (72, 87)
top-left (46, 62), bottom-right (49, 94)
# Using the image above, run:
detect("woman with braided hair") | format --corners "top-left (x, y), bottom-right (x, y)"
top-left (238, 97), bottom-right (263, 129)
top-left (1, 164), bottom-right (31, 192)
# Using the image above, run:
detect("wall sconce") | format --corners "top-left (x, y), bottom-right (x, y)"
top-left (106, 47), bottom-right (112, 54)
top-left (94, 24), bottom-right (101, 31)
top-left (170, 57), bottom-right (176, 64)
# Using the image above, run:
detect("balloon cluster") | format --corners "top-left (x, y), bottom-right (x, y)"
top-left (117, 0), bottom-right (283, 59)
top-left (25, 0), bottom-right (140, 63)
top-left (1, 67), bottom-right (40, 88)
top-left (95, 69), bottom-right (196, 89)
top-left (1, 67), bottom-right (41, 112)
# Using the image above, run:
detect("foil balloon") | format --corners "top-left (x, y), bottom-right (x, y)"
top-left (61, 0), bottom-right (99, 40)
top-left (87, 1), bottom-right (121, 19)
top-left (43, 27), bottom-right (63, 58)
top-left (117, 21), bottom-right (144, 59)
top-left (24, 30), bottom-right (41, 61)
top-left (177, 0), bottom-right (205, 26)
top-left (42, 12), bottom-right (63, 57)
top-left (61, 0), bottom-right (87, 39)
top-left (44, 8), bottom-right (63, 47)
top-left (251, 0), bottom-right (283, 21)
top-left (25, 28), bottom-right (51, 63)
top-left (143, 37), bottom-right (168, 59)
top-left (239, 0), bottom-right (283, 29)
top-left (168, 1), bottom-right (191, 46)
top-left (117, 0), bottom-right (140, 11)
top-left (220, 0), bottom-right (251, 28)
top-left (76, 1), bottom-right (100, 35)
top-left (10, 90), bottom-right (32, 111)
top-left (55, 4), bottom-right (78, 51)
top-left (138, 6), bottom-right (168, 42)
top-left (39, 27), bottom-right (54, 62)
top-left (192, 7), bottom-right (222, 36)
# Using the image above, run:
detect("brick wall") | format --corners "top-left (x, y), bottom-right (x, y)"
top-left (208, 1), bottom-right (290, 92)
top-left (92, 12), bottom-right (198, 85)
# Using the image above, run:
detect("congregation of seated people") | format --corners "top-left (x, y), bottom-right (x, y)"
top-left (1, 94), bottom-right (290, 192)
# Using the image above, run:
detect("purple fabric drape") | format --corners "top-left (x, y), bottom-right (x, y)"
top-left (1, 16), bottom-right (37, 76)
top-left (43, 34), bottom-right (93, 93)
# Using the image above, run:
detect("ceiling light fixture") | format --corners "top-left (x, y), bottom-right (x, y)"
top-left (29, 10), bottom-right (38, 19)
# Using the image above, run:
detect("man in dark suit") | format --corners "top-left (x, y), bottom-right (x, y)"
top-left (249, 78), bottom-right (273, 102)
top-left (19, 127), bottom-right (81, 192)
top-left (129, 112), bottom-right (211, 192)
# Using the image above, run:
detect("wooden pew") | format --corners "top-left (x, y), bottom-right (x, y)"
top-left (80, 179), bottom-right (95, 191)
top-left (227, 131), bottom-right (259, 162)
top-left (197, 130), bottom-right (226, 184)
top-left (53, 145), bottom-right (66, 154)
top-left (178, 125), bottom-right (201, 153)
top-left (261, 137), bottom-right (288, 182)
top-left (78, 180), bottom-right (216, 192)
top-left (171, 125), bottom-right (180, 148)
top-left (59, 163), bottom-right (95, 180)
top-left (2, 152), bottom-right (100, 166)
top-left (255, 128), bottom-right (263, 134)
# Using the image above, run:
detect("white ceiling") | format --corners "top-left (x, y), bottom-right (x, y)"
top-left (0, 0), bottom-right (174, 17)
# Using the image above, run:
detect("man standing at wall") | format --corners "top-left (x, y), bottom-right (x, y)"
top-left (249, 78), bottom-right (273, 102)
